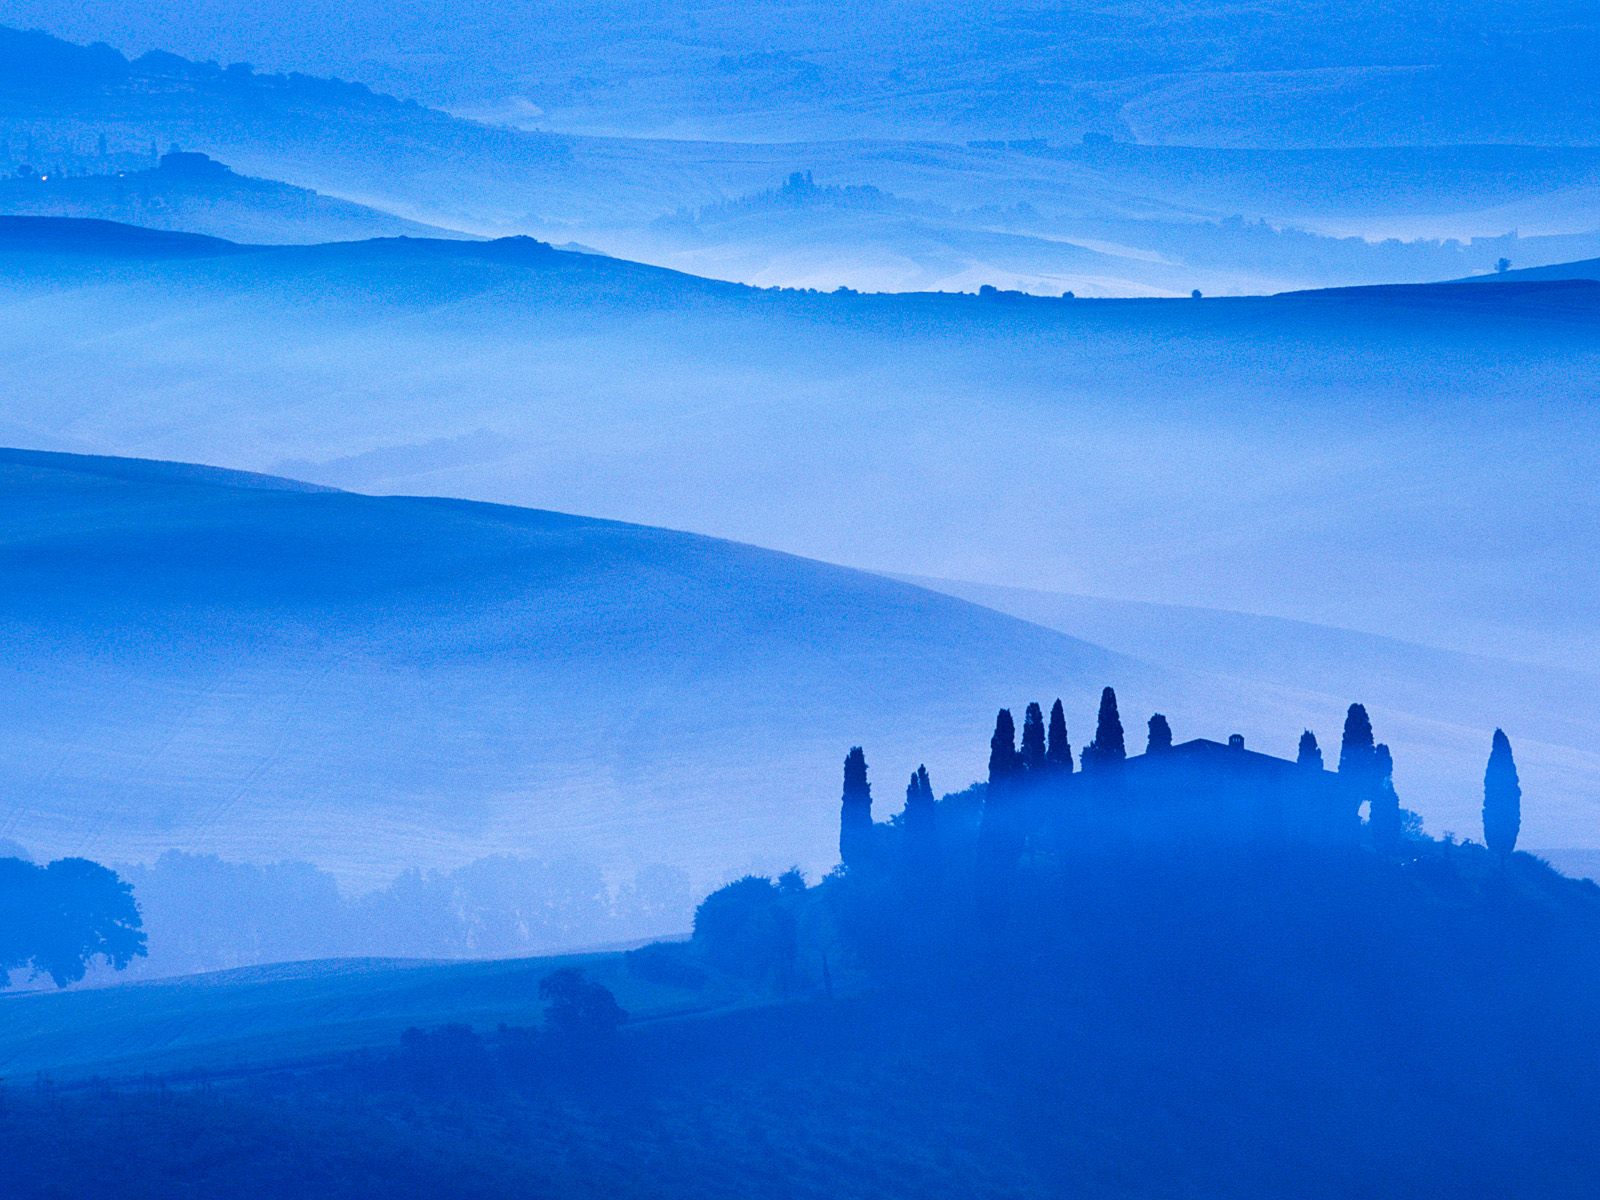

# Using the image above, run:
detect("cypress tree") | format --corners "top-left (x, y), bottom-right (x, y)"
top-left (982, 710), bottom-right (1024, 875)
top-left (1338, 703), bottom-right (1376, 778)
top-left (989, 709), bottom-right (1020, 784)
top-left (1339, 704), bottom-right (1385, 840)
top-left (1368, 742), bottom-right (1402, 853)
top-left (839, 746), bottom-right (873, 868)
top-left (1083, 686), bottom-right (1125, 770)
top-left (1146, 713), bottom-right (1173, 754)
top-left (1297, 730), bottom-right (1324, 770)
top-left (1046, 699), bottom-right (1073, 773)
top-left (1020, 702), bottom-right (1047, 772)
top-left (903, 763), bottom-right (938, 872)
top-left (1483, 729), bottom-right (1521, 858)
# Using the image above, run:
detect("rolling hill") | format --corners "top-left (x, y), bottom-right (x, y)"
top-left (0, 220), bottom-right (1595, 668)
top-left (8, 27), bottom-right (1600, 294)
top-left (0, 151), bottom-right (455, 243)
top-left (0, 224), bottom-right (1594, 856)
top-left (6, 0), bottom-right (1599, 147)
top-left (0, 447), bottom-right (1145, 890)
top-left (636, 170), bottom-right (1600, 296)
top-left (1463, 256), bottom-right (1600, 284)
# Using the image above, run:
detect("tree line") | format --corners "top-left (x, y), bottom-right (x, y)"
top-left (841, 688), bottom-right (1525, 870)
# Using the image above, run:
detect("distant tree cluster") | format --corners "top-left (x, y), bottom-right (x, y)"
top-left (114, 850), bottom-right (692, 978)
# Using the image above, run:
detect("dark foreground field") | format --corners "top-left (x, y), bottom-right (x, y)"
top-left (4, 843), bottom-right (1599, 1199)
top-left (3, 972), bottom-right (1594, 1199)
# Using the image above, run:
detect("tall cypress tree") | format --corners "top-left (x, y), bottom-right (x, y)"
top-left (1146, 713), bottom-right (1173, 754)
top-left (1483, 729), bottom-right (1522, 858)
top-left (903, 763), bottom-right (938, 873)
top-left (1083, 687), bottom-right (1126, 770)
top-left (1020, 702), bottom-right (1047, 772)
top-left (1339, 703), bottom-right (1383, 838)
top-left (1046, 699), bottom-right (1073, 773)
top-left (1338, 703), bottom-right (1376, 778)
top-left (989, 709), bottom-right (1020, 784)
top-left (1297, 730), bottom-right (1324, 770)
top-left (981, 710), bottom-right (1023, 881)
top-left (839, 746), bottom-right (874, 868)
top-left (1368, 742), bottom-right (1402, 853)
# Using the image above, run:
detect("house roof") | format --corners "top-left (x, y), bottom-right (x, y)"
top-left (1128, 737), bottom-right (1327, 780)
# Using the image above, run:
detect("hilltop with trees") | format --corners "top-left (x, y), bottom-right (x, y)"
top-left (686, 689), bottom-right (1583, 1043)
top-left (682, 689), bottom-right (1575, 1047)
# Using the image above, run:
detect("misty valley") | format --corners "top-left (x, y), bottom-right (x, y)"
top-left (2, 3), bottom-right (1599, 1197)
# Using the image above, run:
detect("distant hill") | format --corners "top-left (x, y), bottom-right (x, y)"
top-left (0, 448), bottom-right (1143, 890)
top-left (6, 1), bottom-right (1599, 147)
top-left (7, 27), bottom-right (1600, 294)
top-left (0, 24), bottom-right (573, 233)
top-left (0, 151), bottom-right (457, 243)
top-left (0, 228), bottom-right (1596, 843)
top-left (0, 213), bottom-right (244, 257)
top-left (0, 222), bottom-right (1596, 668)
top-left (1458, 257), bottom-right (1600, 284)
top-left (640, 170), bottom-right (1600, 296)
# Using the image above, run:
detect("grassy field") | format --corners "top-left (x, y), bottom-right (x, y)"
top-left (0, 948), bottom-right (721, 1081)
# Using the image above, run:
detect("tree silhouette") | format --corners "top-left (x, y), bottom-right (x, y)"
top-left (1338, 703), bottom-right (1375, 778)
top-left (1082, 687), bottom-right (1126, 770)
top-left (0, 856), bottom-right (146, 988)
top-left (1297, 730), bottom-right (1324, 770)
top-left (989, 709), bottom-right (1020, 784)
top-left (540, 967), bottom-right (626, 1043)
top-left (981, 709), bottom-right (1026, 877)
top-left (1339, 703), bottom-right (1394, 845)
top-left (839, 746), bottom-right (874, 868)
top-left (1368, 743), bottom-right (1402, 853)
top-left (1020, 702), bottom-right (1047, 772)
top-left (1146, 713), bottom-right (1173, 754)
top-left (1046, 699), bottom-right (1073, 773)
top-left (1483, 729), bottom-right (1522, 858)
top-left (904, 764), bottom-right (938, 872)
top-left (693, 876), bottom-right (797, 983)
